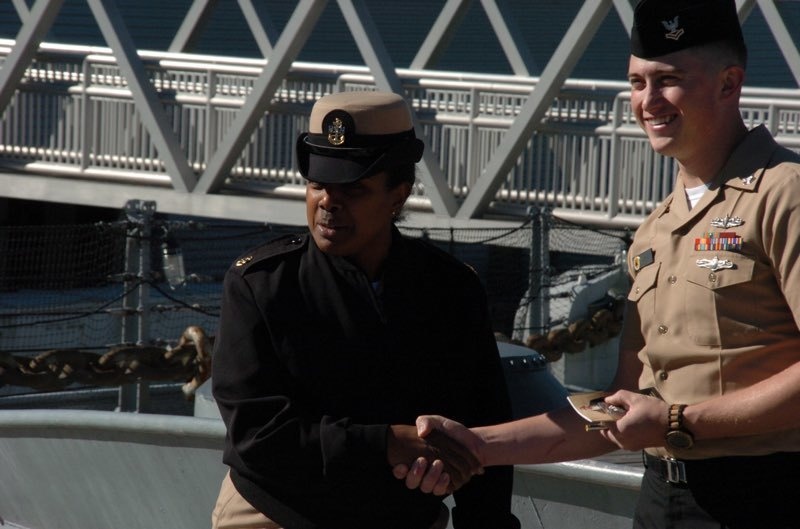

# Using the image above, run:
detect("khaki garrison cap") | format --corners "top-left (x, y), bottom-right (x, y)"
top-left (296, 91), bottom-right (424, 184)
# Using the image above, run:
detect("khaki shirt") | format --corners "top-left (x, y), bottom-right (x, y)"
top-left (625, 125), bottom-right (800, 459)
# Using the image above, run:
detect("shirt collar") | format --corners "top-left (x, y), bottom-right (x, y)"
top-left (714, 124), bottom-right (776, 191)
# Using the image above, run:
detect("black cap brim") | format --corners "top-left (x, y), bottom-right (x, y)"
top-left (306, 152), bottom-right (379, 184)
top-left (297, 133), bottom-right (423, 184)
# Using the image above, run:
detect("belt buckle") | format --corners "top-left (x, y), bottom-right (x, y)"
top-left (664, 457), bottom-right (687, 484)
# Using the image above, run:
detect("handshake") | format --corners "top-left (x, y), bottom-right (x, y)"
top-left (386, 416), bottom-right (482, 496)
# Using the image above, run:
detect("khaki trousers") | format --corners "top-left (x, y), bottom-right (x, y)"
top-left (211, 471), bottom-right (450, 529)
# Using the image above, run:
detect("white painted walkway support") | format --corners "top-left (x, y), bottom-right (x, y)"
top-left (0, 1), bottom-right (798, 227)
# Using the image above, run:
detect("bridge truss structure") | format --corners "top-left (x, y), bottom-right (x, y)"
top-left (0, 0), bottom-right (799, 228)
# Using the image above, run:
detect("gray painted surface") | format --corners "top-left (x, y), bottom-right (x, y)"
top-left (0, 409), bottom-right (640, 529)
top-left (0, 410), bottom-right (227, 529)
top-left (0, 357), bottom-right (641, 529)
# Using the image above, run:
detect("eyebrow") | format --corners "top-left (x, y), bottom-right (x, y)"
top-left (627, 64), bottom-right (686, 78)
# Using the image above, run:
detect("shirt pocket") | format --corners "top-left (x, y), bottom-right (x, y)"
top-left (685, 252), bottom-right (757, 346)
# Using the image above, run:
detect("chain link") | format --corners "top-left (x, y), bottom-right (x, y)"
top-left (523, 296), bottom-right (626, 362)
top-left (0, 326), bottom-right (212, 399)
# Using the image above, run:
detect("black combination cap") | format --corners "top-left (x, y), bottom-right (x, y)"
top-left (630, 0), bottom-right (746, 59)
top-left (296, 91), bottom-right (424, 184)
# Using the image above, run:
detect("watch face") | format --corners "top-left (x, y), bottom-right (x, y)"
top-left (666, 429), bottom-right (694, 449)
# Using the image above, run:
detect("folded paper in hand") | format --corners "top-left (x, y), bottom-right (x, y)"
top-left (567, 391), bottom-right (625, 430)
top-left (567, 387), bottom-right (662, 431)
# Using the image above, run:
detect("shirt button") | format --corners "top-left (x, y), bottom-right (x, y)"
top-left (708, 272), bottom-right (717, 283)
top-left (668, 275), bottom-right (677, 284)
top-left (658, 324), bottom-right (668, 335)
top-left (659, 371), bottom-right (669, 381)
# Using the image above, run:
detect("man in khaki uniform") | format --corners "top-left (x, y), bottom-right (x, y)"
top-left (395, 1), bottom-right (800, 527)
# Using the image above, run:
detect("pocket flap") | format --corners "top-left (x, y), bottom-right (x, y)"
top-left (628, 262), bottom-right (660, 302)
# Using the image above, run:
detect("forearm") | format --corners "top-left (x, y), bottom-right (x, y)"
top-left (685, 360), bottom-right (800, 441)
top-left (475, 406), bottom-right (617, 466)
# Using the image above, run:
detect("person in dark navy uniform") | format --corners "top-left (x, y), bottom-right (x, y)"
top-left (210, 91), bottom-right (519, 529)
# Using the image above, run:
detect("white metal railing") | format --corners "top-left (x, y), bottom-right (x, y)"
top-left (2, 39), bottom-right (800, 224)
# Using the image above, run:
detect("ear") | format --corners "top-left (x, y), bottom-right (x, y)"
top-left (720, 65), bottom-right (745, 100)
top-left (390, 181), bottom-right (412, 210)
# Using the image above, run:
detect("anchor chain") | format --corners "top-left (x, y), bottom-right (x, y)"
top-left (0, 325), bottom-right (212, 399)
top-left (524, 296), bottom-right (626, 362)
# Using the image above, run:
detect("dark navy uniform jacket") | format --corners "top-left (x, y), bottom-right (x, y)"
top-left (212, 228), bottom-right (519, 529)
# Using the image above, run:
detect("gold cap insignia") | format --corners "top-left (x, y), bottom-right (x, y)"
top-left (327, 117), bottom-right (345, 146)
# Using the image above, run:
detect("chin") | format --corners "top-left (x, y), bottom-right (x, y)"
top-left (310, 233), bottom-right (344, 256)
top-left (310, 230), bottom-right (329, 247)
top-left (647, 136), bottom-right (677, 157)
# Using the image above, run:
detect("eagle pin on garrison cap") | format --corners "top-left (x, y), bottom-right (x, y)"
top-left (296, 91), bottom-right (424, 185)
top-left (630, 0), bottom-right (746, 59)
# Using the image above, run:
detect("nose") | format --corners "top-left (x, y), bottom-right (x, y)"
top-left (318, 186), bottom-right (341, 212)
top-left (640, 83), bottom-right (662, 112)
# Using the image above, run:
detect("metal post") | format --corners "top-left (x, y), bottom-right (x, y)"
top-left (526, 206), bottom-right (551, 338)
top-left (80, 57), bottom-right (92, 172)
top-left (606, 93), bottom-right (623, 219)
top-left (118, 199), bottom-right (155, 412)
top-left (467, 85), bottom-right (479, 188)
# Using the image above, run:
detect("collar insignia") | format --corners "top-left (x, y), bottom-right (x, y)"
top-left (710, 215), bottom-right (744, 229)
top-left (741, 174), bottom-right (755, 185)
top-left (662, 16), bottom-right (684, 41)
top-left (327, 117), bottom-right (346, 146)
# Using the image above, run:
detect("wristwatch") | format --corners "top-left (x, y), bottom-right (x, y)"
top-left (665, 403), bottom-right (694, 449)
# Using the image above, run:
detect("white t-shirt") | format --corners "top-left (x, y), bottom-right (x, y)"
top-left (685, 182), bottom-right (710, 210)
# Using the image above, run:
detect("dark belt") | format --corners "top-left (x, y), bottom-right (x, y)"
top-left (643, 452), bottom-right (688, 484)
top-left (643, 451), bottom-right (800, 486)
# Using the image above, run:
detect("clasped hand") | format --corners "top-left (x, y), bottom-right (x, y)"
top-left (387, 418), bottom-right (482, 496)
top-left (388, 391), bottom-right (671, 496)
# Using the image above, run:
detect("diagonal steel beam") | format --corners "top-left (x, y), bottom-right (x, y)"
top-left (336, 0), bottom-right (401, 93)
top-left (12, 0), bottom-right (31, 20)
top-left (480, 0), bottom-right (537, 76)
top-left (612, 0), bottom-right (633, 35)
top-left (337, 0), bottom-right (458, 217)
top-left (237, 0), bottom-right (279, 57)
top-left (456, 0), bottom-right (614, 219)
top-left (756, 0), bottom-right (800, 86)
top-left (736, 0), bottom-right (758, 21)
top-left (168, 0), bottom-right (220, 53)
top-left (87, 0), bottom-right (196, 192)
top-left (410, 0), bottom-right (471, 70)
top-left (194, 0), bottom-right (328, 194)
top-left (0, 0), bottom-right (64, 118)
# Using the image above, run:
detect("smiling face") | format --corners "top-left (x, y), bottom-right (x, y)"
top-left (627, 44), bottom-right (747, 183)
top-left (628, 48), bottom-right (727, 166)
top-left (306, 171), bottom-right (410, 279)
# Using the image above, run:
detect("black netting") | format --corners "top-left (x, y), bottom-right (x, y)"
top-left (0, 212), bottom-right (632, 398)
